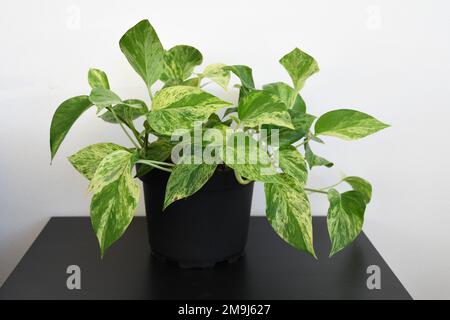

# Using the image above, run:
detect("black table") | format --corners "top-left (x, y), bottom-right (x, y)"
top-left (0, 217), bottom-right (411, 300)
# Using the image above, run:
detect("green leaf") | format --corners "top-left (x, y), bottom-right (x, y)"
top-left (222, 131), bottom-right (285, 185)
top-left (315, 109), bottom-right (390, 140)
top-left (90, 157), bottom-right (139, 257)
top-left (88, 68), bottom-right (110, 89)
top-left (279, 48), bottom-right (319, 92)
top-left (201, 63), bottom-right (230, 90)
top-left (148, 86), bottom-right (232, 135)
top-left (89, 88), bottom-right (122, 110)
top-left (327, 189), bottom-right (367, 257)
top-left (238, 91), bottom-right (294, 129)
top-left (225, 65), bottom-right (255, 89)
top-left (264, 110), bottom-right (315, 147)
top-left (100, 99), bottom-right (148, 124)
top-left (50, 96), bottom-right (93, 160)
top-left (265, 181), bottom-right (316, 258)
top-left (223, 107), bottom-right (238, 118)
top-left (160, 45), bottom-right (203, 83)
top-left (88, 149), bottom-right (134, 194)
top-left (136, 139), bottom-right (174, 177)
top-left (263, 82), bottom-right (306, 113)
top-left (164, 157), bottom-right (217, 209)
top-left (68, 143), bottom-right (127, 180)
top-left (119, 20), bottom-right (164, 90)
top-left (343, 176), bottom-right (372, 204)
top-left (278, 146), bottom-right (308, 187)
top-left (181, 77), bottom-right (200, 87)
top-left (304, 143), bottom-right (334, 169)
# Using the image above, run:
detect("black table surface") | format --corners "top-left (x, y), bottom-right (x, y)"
top-left (0, 217), bottom-right (411, 300)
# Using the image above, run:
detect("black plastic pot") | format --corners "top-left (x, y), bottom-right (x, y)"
top-left (139, 167), bottom-right (254, 268)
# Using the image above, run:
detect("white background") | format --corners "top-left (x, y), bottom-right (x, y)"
top-left (1, 0), bottom-right (450, 299)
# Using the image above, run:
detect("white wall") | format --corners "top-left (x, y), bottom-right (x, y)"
top-left (1, 0), bottom-right (450, 299)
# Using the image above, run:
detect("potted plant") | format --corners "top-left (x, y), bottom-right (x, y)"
top-left (50, 20), bottom-right (388, 266)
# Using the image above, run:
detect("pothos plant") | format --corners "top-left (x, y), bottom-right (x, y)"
top-left (50, 20), bottom-right (388, 258)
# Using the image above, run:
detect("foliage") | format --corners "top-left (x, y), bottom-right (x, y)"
top-left (50, 20), bottom-right (389, 257)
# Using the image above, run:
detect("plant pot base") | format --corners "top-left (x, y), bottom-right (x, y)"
top-left (151, 250), bottom-right (245, 268)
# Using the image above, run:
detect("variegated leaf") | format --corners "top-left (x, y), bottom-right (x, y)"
top-left (89, 88), bottom-right (122, 111)
top-left (201, 63), bottom-right (230, 90)
top-left (164, 157), bottom-right (217, 209)
top-left (50, 96), bottom-right (93, 160)
top-left (90, 163), bottom-right (139, 257)
top-left (160, 45), bottom-right (203, 83)
top-left (279, 48), bottom-right (319, 92)
top-left (222, 131), bottom-right (285, 185)
top-left (88, 149), bottom-right (134, 194)
top-left (263, 82), bottom-right (306, 112)
top-left (148, 86), bottom-right (232, 135)
top-left (315, 109), bottom-right (390, 140)
top-left (265, 181), bottom-right (316, 258)
top-left (304, 143), bottom-right (334, 169)
top-left (68, 143), bottom-right (127, 180)
top-left (225, 65), bottom-right (255, 89)
top-left (238, 91), bottom-right (294, 129)
top-left (264, 110), bottom-right (315, 147)
top-left (278, 146), bottom-right (308, 187)
top-left (88, 68), bottom-right (110, 89)
top-left (119, 20), bottom-right (164, 90)
top-left (327, 189), bottom-right (367, 257)
top-left (343, 176), bottom-right (372, 204)
top-left (100, 99), bottom-right (148, 124)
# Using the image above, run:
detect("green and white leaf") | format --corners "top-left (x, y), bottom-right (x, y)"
top-left (238, 91), bottom-right (294, 129)
top-left (265, 181), bottom-right (316, 258)
top-left (264, 110), bottom-right (315, 147)
top-left (224, 65), bottom-right (255, 89)
top-left (100, 99), bottom-right (148, 124)
top-left (148, 86), bottom-right (232, 135)
top-left (343, 176), bottom-right (372, 204)
top-left (160, 45), bottom-right (203, 83)
top-left (304, 144), bottom-right (334, 169)
top-left (315, 109), bottom-right (390, 140)
top-left (119, 19), bottom-right (164, 90)
top-left (327, 189), bottom-right (367, 257)
top-left (68, 143), bottom-right (127, 180)
top-left (278, 146), bottom-right (308, 187)
top-left (164, 157), bottom-right (217, 209)
top-left (200, 63), bottom-right (230, 90)
top-left (263, 82), bottom-right (306, 113)
top-left (88, 68), bottom-right (110, 89)
top-left (89, 88), bottom-right (122, 111)
top-left (88, 149), bottom-right (134, 194)
top-left (50, 96), bottom-right (93, 160)
top-left (279, 48), bottom-right (319, 92)
top-left (90, 160), bottom-right (139, 257)
top-left (222, 131), bottom-right (285, 185)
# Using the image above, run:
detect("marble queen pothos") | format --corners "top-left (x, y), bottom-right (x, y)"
top-left (49, 19), bottom-right (389, 258)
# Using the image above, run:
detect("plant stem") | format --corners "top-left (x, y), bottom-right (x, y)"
top-left (107, 107), bottom-right (140, 149)
top-left (320, 179), bottom-right (344, 191)
top-left (146, 160), bottom-right (175, 167)
top-left (136, 160), bottom-right (173, 173)
top-left (148, 87), bottom-right (154, 101)
top-left (304, 188), bottom-right (328, 194)
top-left (115, 113), bottom-right (143, 146)
top-left (234, 170), bottom-right (252, 185)
top-left (294, 136), bottom-right (312, 149)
